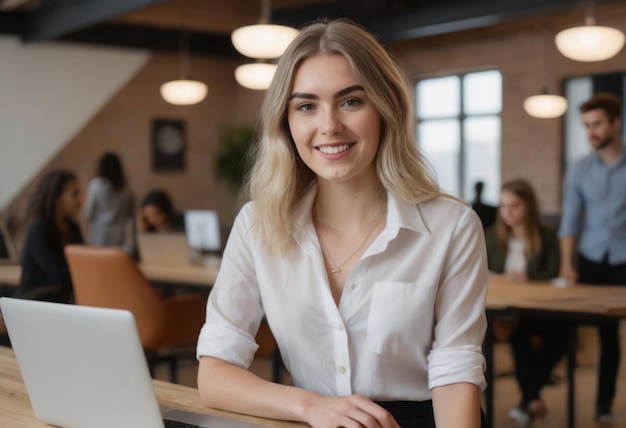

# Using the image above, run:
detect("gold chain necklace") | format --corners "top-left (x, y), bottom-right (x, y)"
top-left (316, 203), bottom-right (385, 274)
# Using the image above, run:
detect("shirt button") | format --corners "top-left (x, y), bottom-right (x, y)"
top-left (338, 366), bottom-right (346, 374)
top-left (351, 283), bottom-right (356, 290)
top-left (337, 324), bottom-right (343, 331)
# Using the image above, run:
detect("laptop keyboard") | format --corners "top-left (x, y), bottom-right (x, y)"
top-left (164, 418), bottom-right (202, 428)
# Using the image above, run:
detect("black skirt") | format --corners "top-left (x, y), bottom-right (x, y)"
top-left (375, 401), bottom-right (488, 428)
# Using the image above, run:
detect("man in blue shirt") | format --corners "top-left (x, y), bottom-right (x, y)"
top-left (559, 92), bottom-right (626, 422)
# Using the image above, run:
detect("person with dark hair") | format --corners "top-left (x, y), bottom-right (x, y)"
top-left (196, 19), bottom-right (488, 428)
top-left (559, 92), bottom-right (626, 422)
top-left (83, 152), bottom-right (135, 246)
top-left (18, 169), bottom-right (84, 303)
top-left (136, 188), bottom-right (176, 233)
top-left (485, 179), bottom-right (565, 426)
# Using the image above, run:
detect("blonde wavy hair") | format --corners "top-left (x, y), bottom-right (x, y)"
top-left (245, 18), bottom-right (443, 254)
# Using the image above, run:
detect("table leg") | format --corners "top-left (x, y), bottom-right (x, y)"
top-left (566, 324), bottom-right (577, 428)
top-left (484, 312), bottom-right (494, 427)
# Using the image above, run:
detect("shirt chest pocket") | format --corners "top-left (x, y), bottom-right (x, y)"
top-left (366, 281), bottom-right (435, 355)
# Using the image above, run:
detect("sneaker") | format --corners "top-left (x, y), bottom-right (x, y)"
top-left (508, 407), bottom-right (531, 428)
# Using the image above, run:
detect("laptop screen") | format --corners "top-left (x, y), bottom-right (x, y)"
top-left (184, 210), bottom-right (221, 253)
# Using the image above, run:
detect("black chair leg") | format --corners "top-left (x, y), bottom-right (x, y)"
top-left (169, 357), bottom-right (178, 384)
top-left (271, 350), bottom-right (283, 383)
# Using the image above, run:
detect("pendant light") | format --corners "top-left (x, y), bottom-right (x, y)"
top-left (235, 62), bottom-right (277, 90)
top-left (231, 0), bottom-right (298, 59)
top-left (524, 23), bottom-right (568, 119)
top-left (160, 1), bottom-right (208, 105)
top-left (555, 1), bottom-right (625, 62)
top-left (232, 0), bottom-right (297, 90)
top-left (524, 90), bottom-right (568, 119)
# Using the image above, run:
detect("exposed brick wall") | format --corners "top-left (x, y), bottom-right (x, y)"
top-left (7, 2), bottom-right (626, 242)
top-left (6, 50), bottom-right (264, 243)
top-left (392, 2), bottom-right (626, 214)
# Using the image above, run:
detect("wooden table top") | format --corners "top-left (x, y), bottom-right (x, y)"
top-left (0, 346), bottom-right (303, 428)
top-left (0, 264), bottom-right (20, 287)
top-left (3, 262), bottom-right (626, 315)
top-left (486, 276), bottom-right (626, 316)
top-left (0, 263), bottom-right (217, 288)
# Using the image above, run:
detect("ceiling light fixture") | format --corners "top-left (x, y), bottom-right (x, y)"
top-left (231, 0), bottom-right (297, 90)
top-left (234, 62), bottom-right (277, 90)
top-left (525, 22), bottom-right (568, 119)
top-left (524, 90), bottom-right (568, 119)
top-left (160, 1), bottom-right (208, 105)
top-left (555, 1), bottom-right (625, 62)
top-left (231, 0), bottom-right (298, 59)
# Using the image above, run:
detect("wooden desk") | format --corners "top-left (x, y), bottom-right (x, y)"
top-left (0, 263), bottom-right (217, 289)
top-left (0, 346), bottom-right (300, 428)
top-left (485, 277), bottom-right (626, 428)
top-left (0, 264), bottom-right (20, 287)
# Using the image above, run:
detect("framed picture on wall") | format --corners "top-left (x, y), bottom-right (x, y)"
top-left (151, 118), bottom-right (185, 171)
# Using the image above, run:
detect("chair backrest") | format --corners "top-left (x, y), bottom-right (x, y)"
top-left (65, 245), bottom-right (168, 348)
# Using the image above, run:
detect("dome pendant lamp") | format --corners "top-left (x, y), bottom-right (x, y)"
top-left (160, 1), bottom-right (208, 105)
top-left (524, 23), bottom-right (568, 119)
top-left (555, 1), bottom-right (625, 62)
top-left (231, 0), bottom-right (298, 90)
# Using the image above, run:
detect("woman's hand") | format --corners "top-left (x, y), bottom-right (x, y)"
top-left (301, 395), bottom-right (400, 428)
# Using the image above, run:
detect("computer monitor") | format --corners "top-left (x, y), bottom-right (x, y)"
top-left (184, 210), bottom-right (221, 253)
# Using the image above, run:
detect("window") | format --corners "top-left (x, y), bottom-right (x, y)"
top-left (416, 70), bottom-right (502, 205)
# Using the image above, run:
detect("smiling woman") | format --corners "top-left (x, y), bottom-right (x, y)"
top-left (196, 18), bottom-right (489, 428)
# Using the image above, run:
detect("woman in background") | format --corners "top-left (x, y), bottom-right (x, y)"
top-left (485, 178), bottom-right (566, 427)
top-left (18, 169), bottom-right (83, 302)
top-left (83, 151), bottom-right (134, 246)
top-left (136, 188), bottom-right (178, 233)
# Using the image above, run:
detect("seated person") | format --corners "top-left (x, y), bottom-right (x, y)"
top-left (136, 189), bottom-right (183, 233)
top-left (18, 169), bottom-right (84, 303)
top-left (485, 178), bottom-right (566, 427)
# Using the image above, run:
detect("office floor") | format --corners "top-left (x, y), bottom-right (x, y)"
top-left (157, 324), bottom-right (626, 428)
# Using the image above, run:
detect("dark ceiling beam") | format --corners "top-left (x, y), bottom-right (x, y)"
top-left (56, 22), bottom-right (240, 58)
top-left (22, 0), bottom-right (167, 42)
top-left (368, 0), bottom-right (586, 41)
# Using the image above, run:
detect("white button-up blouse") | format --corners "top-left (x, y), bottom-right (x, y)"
top-left (197, 187), bottom-right (488, 400)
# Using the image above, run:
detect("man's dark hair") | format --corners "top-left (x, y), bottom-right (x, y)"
top-left (580, 92), bottom-right (623, 122)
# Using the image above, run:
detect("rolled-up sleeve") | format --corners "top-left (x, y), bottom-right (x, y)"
top-left (196, 204), bottom-right (265, 369)
top-left (428, 209), bottom-right (488, 391)
top-left (559, 164), bottom-right (584, 239)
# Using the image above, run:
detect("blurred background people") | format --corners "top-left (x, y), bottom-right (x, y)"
top-left (17, 169), bottom-right (83, 303)
top-left (136, 188), bottom-right (183, 233)
top-left (83, 151), bottom-right (134, 246)
top-left (558, 92), bottom-right (626, 422)
top-left (471, 181), bottom-right (497, 229)
top-left (485, 178), bottom-right (566, 427)
top-left (137, 189), bottom-right (183, 233)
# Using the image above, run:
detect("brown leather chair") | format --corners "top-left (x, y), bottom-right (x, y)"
top-left (65, 245), bottom-right (206, 382)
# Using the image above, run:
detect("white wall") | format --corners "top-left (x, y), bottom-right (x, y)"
top-left (0, 36), bottom-right (150, 209)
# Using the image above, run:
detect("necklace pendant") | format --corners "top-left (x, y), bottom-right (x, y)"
top-left (331, 267), bottom-right (342, 274)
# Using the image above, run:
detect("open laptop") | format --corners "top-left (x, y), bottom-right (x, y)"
top-left (0, 297), bottom-right (269, 428)
top-left (137, 232), bottom-right (192, 267)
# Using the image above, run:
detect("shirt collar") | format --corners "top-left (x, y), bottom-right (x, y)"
top-left (291, 183), bottom-right (431, 245)
top-left (590, 143), bottom-right (626, 167)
